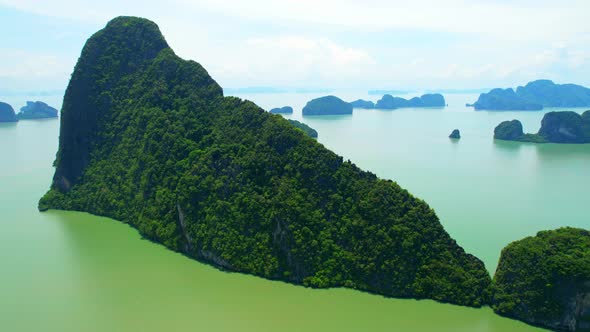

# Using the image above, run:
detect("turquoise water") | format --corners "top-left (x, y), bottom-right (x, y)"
top-left (1, 92), bottom-right (588, 331)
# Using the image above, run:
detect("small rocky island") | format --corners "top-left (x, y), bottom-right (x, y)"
top-left (493, 227), bottom-right (590, 332)
top-left (269, 106), bottom-right (293, 114)
top-left (302, 95), bottom-right (352, 115)
top-left (471, 80), bottom-right (590, 110)
top-left (494, 111), bottom-right (590, 143)
top-left (449, 129), bottom-right (461, 139)
top-left (375, 93), bottom-right (445, 109)
top-left (0, 102), bottom-right (18, 122)
top-left (17, 101), bottom-right (58, 120)
top-left (349, 99), bottom-right (375, 109)
top-left (288, 119), bottom-right (318, 138)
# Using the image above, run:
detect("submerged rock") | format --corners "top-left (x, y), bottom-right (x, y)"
top-left (0, 102), bottom-right (17, 122)
top-left (269, 106), bottom-right (293, 114)
top-left (17, 101), bottom-right (58, 120)
top-left (449, 129), bottom-right (461, 139)
top-left (302, 95), bottom-right (352, 115)
top-left (493, 227), bottom-right (590, 332)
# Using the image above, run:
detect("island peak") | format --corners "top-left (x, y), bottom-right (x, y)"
top-left (0, 102), bottom-right (18, 122)
top-left (302, 95), bottom-right (352, 116)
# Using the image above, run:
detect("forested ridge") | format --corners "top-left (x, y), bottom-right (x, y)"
top-left (40, 16), bottom-right (491, 307)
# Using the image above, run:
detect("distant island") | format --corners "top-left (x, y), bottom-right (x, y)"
top-left (375, 93), bottom-right (446, 109)
top-left (493, 227), bottom-right (590, 332)
top-left (269, 106), bottom-right (293, 114)
top-left (302, 95), bottom-right (353, 115)
top-left (0, 102), bottom-right (18, 122)
top-left (449, 129), bottom-right (461, 139)
top-left (17, 101), bottom-right (58, 120)
top-left (368, 89), bottom-right (414, 95)
top-left (288, 119), bottom-right (318, 138)
top-left (494, 110), bottom-right (590, 143)
top-left (349, 99), bottom-right (375, 109)
top-left (39, 16), bottom-right (493, 308)
top-left (224, 87), bottom-right (287, 94)
top-left (471, 80), bottom-right (590, 110)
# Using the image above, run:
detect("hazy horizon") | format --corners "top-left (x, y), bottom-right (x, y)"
top-left (1, 0), bottom-right (590, 94)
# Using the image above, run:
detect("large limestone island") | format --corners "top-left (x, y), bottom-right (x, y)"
top-left (0, 102), bottom-right (17, 122)
top-left (471, 80), bottom-right (590, 110)
top-left (269, 106), bottom-right (293, 114)
top-left (494, 111), bottom-right (590, 143)
top-left (39, 16), bottom-right (492, 307)
top-left (302, 95), bottom-right (353, 115)
top-left (375, 93), bottom-right (445, 109)
top-left (493, 228), bottom-right (590, 332)
top-left (288, 119), bottom-right (318, 138)
top-left (17, 101), bottom-right (58, 120)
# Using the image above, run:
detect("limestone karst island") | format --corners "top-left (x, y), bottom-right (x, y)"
top-left (2, 3), bottom-right (589, 332)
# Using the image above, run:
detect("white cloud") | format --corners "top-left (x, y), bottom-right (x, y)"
top-left (3, 0), bottom-right (589, 42)
top-left (0, 49), bottom-right (72, 80)
top-left (200, 36), bottom-right (375, 87)
top-left (1, 0), bottom-right (590, 89)
top-left (177, 0), bottom-right (590, 42)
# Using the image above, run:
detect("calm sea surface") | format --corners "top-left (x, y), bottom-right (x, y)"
top-left (2, 91), bottom-right (588, 331)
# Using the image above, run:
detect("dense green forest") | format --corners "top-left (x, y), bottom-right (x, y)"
top-left (493, 228), bottom-right (590, 331)
top-left (40, 16), bottom-right (492, 307)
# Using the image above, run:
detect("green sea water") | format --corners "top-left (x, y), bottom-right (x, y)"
top-left (1, 93), bottom-right (588, 331)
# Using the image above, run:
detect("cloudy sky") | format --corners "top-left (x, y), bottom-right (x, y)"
top-left (1, 0), bottom-right (589, 93)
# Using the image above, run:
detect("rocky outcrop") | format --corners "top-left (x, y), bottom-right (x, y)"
top-left (302, 95), bottom-right (352, 115)
top-left (0, 102), bottom-right (17, 122)
top-left (449, 129), bottom-right (460, 139)
top-left (350, 99), bottom-right (375, 109)
top-left (375, 93), bottom-right (445, 109)
top-left (538, 111), bottom-right (590, 143)
top-left (493, 228), bottom-right (590, 331)
top-left (471, 80), bottom-right (590, 110)
top-left (494, 120), bottom-right (525, 140)
top-left (494, 111), bottom-right (590, 144)
top-left (269, 106), bottom-right (293, 114)
top-left (17, 101), bottom-right (58, 120)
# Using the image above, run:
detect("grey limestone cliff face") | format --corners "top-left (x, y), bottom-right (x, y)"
top-left (493, 228), bottom-right (590, 332)
top-left (538, 111), bottom-right (590, 144)
top-left (527, 280), bottom-right (590, 331)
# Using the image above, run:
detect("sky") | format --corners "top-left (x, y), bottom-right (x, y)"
top-left (1, 0), bottom-right (589, 94)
